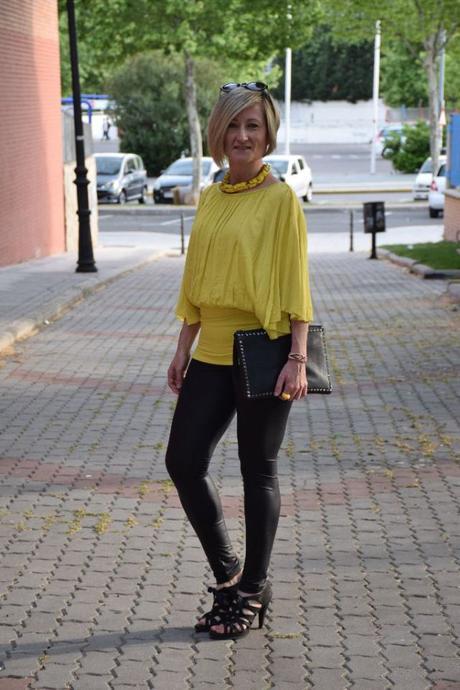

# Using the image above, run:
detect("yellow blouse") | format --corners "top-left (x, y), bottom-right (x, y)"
top-left (175, 181), bottom-right (314, 365)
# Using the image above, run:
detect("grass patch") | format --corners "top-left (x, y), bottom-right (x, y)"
top-left (381, 241), bottom-right (460, 270)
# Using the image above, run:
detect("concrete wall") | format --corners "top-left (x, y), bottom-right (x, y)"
top-left (62, 112), bottom-right (98, 252)
top-left (0, 1), bottom-right (65, 267)
top-left (276, 99), bottom-right (388, 144)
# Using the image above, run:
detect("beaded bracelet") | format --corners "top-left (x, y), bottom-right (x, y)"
top-left (288, 352), bottom-right (307, 363)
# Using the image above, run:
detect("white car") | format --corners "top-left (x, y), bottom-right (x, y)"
top-left (413, 155), bottom-right (447, 200)
top-left (428, 162), bottom-right (446, 218)
top-left (264, 154), bottom-right (313, 202)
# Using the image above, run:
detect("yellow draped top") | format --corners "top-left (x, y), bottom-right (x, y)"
top-left (175, 181), bottom-right (314, 365)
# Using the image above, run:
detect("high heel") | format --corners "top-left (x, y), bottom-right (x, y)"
top-left (194, 584), bottom-right (238, 633)
top-left (209, 582), bottom-right (272, 640)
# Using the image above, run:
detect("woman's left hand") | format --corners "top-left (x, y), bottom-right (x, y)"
top-left (274, 360), bottom-right (308, 401)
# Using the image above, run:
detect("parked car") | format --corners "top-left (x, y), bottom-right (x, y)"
top-left (413, 155), bottom-right (447, 201)
top-left (263, 154), bottom-right (313, 202)
top-left (153, 157), bottom-right (219, 203)
top-left (375, 124), bottom-right (405, 158)
top-left (428, 162), bottom-right (446, 218)
top-left (95, 153), bottom-right (147, 204)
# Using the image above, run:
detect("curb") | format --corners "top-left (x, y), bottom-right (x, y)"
top-left (99, 201), bottom-right (426, 216)
top-left (0, 248), bottom-right (176, 357)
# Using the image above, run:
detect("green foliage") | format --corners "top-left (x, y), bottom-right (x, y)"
top-left (380, 37), bottom-right (460, 110)
top-left (108, 52), bottom-right (235, 175)
top-left (321, 0), bottom-right (460, 47)
top-left (384, 122), bottom-right (430, 172)
top-left (108, 52), bottom-right (188, 175)
top-left (272, 27), bottom-right (373, 102)
top-left (59, 0), bottom-right (320, 95)
top-left (380, 47), bottom-right (427, 108)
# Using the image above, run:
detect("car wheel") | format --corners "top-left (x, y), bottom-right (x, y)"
top-left (138, 186), bottom-right (148, 204)
top-left (429, 208), bottom-right (440, 218)
top-left (302, 184), bottom-right (313, 203)
top-left (118, 190), bottom-right (127, 205)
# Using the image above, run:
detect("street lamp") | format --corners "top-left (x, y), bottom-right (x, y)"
top-left (66, 0), bottom-right (97, 273)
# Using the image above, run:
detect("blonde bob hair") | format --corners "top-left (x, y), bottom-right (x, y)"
top-left (207, 87), bottom-right (280, 168)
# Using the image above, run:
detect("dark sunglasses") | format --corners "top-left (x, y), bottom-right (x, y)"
top-left (220, 81), bottom-right (268, 93)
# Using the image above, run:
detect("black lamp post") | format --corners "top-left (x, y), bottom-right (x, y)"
top-left (66, 0), bottom-right (97, 273)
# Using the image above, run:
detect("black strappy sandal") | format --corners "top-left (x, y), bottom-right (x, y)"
top-left (194, 584), bottom-right (238, 633)
top-left (209, 582), bottom-right (272, 640)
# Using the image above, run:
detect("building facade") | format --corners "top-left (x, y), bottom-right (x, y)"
top-left (0, 1), bottom-right (65, 267)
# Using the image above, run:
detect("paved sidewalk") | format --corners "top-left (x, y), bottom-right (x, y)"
top-left (0, 250), bottom-right (459, 689)
top-left (0, 235), bottom-right (180, 355)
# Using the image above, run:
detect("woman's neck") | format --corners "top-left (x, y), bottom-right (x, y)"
top-left (228, 160), bottom-right (264, 184)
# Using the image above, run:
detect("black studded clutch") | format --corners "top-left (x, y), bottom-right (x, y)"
top-left (233, 325), bottom-right (332, 399)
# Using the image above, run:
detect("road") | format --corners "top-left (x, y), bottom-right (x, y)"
top-left (276, 142), bottom-right (396, 180)
top-left (99, 205), bottom-right (442, 237)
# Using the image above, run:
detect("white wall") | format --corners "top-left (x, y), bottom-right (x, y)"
top-left (277, 99), bottom-right (387, 144)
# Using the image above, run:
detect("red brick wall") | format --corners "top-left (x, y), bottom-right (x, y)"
top-left (0, 1), bottom-right (65, 267)
top-left (444, 192), bottom-right (460, 242)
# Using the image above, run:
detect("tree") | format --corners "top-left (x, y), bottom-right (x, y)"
top-left (322, 0), bottom-right (460, 179)
top-left (380, 36), bottom-right (460, 111)
top-left (59, 0), bottom-right (321, 201)
top-left (108, 52), bottom-right (233, 174)
top-left (108, 52), bottom-right (189, 175)
top-left (272, 28), bottom-right (373, 103)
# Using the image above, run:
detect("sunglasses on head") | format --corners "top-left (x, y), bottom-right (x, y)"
top-left (220, 82), bottom-right (268, 93)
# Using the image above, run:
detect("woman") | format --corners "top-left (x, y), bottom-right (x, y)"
top-left (165, 82), bottom-right (313, 639)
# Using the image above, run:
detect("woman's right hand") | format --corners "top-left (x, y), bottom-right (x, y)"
top-left (167, 350), bottom-right (190, 394)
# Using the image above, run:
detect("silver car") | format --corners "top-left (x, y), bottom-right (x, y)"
top-left (153, 157), bottom-right (219, 203)
top-left (96, 153), bottom-right (148, 204)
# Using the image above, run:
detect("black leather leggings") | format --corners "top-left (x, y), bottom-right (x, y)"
top-left (165, 358), bottom-right (292, 594)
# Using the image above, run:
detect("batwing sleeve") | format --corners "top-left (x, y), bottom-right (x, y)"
top-left (174, 193), bottom-right (206, 326)
top-left (258, 187), bottom-right (313, 338)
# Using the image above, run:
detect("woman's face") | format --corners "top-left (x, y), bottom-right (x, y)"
top-left (224, 102), bottom-right (268, 168)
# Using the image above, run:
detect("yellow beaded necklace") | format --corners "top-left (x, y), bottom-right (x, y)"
top-left (220, 163), bottom-right (271, 194)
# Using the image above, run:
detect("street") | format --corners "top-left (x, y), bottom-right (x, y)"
top-left (99, 205), bottom-right (443, 236)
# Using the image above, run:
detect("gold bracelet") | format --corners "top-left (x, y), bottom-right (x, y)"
top-left (288, 352), bottom-right (307, 363)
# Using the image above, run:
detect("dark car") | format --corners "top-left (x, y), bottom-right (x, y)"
top-left (95, 153), bottom-right (148, 204)
top-left (153, 157), bottom-right (219, 203)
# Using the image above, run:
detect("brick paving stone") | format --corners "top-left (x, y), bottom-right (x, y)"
top-left (0, 680), bottom-right (34, 690)
top-left (77, 651), bottom-right (117, 675)
top-left (269, 655), bottom-right (307, 685)
top-left (308, 667), bottom-right (349, 690)
top-left (71, 677), bottom-right (112, 690)
top-left (34, 663), bottom-right (77, 689)
top-left (110, 659), bottom-right (154, 685)
top-left (150, 671), bottom-right (189, 690)
top-left (348, 655), bottom-right (389, 681)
